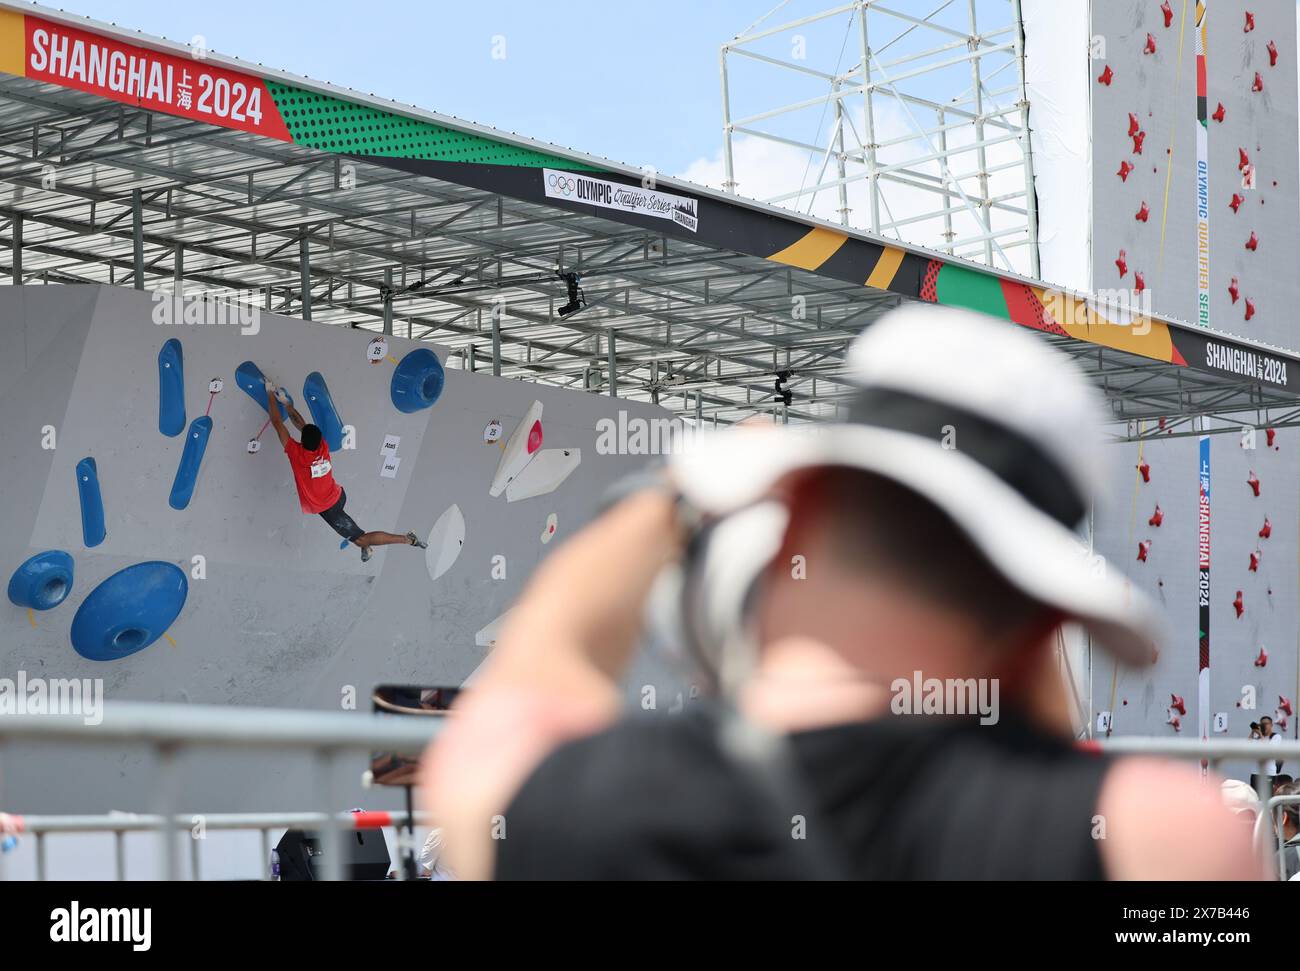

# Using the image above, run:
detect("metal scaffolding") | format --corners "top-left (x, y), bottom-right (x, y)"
top-left (721, 0), bottom-right (1039, 276)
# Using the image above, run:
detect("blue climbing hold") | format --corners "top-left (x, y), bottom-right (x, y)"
top-left (70, 561), bottom-right (188, 661)
top-left (7, 551), bottom-right (74, 611)
top-left (169, 416), bottom-right (213, 510)
top-left (303, 371), bottom-right (345, 450)
top-left (75, 457), bottom-right (106, 548)
top-left (235, 361), bottom-right (293, 417)
top-left (390, 348), bottom-right (445, 413)
top-left (157, 338), bottom-right (185, 437)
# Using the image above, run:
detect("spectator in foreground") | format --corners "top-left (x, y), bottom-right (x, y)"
top-left (1271, 782), bottom-right (1300, 881)
top-left (420, 305), bottom-right (1263, 881)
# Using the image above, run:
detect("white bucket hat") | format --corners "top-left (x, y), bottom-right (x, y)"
top-left (671, 303), bottom-right (1162, 667)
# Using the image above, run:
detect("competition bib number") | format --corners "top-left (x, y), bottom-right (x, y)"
top-left (310, 457), bottom-right (332, 479)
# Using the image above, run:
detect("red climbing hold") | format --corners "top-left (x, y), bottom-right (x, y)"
top-left (1148, 505), bottom-right (1163, 528)
top-left (1098, 64), bottom-right (1113, 85)
top-left (1268, 40), bottom-right (1278, 66)
top-left (1266, 427), bottom-right (1276, 447)
top-left (1128, 112), bottom-right (1140, 136)
top-left (1134, 272), bottom-right (1146, 293)
top-left (1246, 231), bottom-right (1259, 251)
top-left (1137, 459), bottom-right (1150, 482)
top-left (1168, 715), bottom-right (1181, 731)
top-left (1135, 201), bottom-right (1150, 222)
top-left (1244, 11), bottom-right (1255, 33)
top-left (1280, 696), bottom-right (1294, 717)
top-left (1249, 550), bottom-right (1261, 572)
top-left (1132, 130), bottom-right (1146, 154)
top-left (1230, 193), bottom-right (1244, 213)
top-left (1260, 517), bottom-right (1272, 539)
top-left (1137, 540), bottom-right (1151, 562)
top-left (1118, 160), bottom-right (1134, 182)
top-left (1212, 102), bottom-right (1225, 122)
top-left (1255, 647), bottom-right (1268, 668)
top-left (1161, 0), bottom-right (1173, 28)
top-left (1252, 71), bottom-right (1264, 92)
top-left (1245, 298), bottom-right (1256, 321)
top-left (1228, 277), bottom-right (1240, 303)
top-left (1247, 471), bottom-right (1260, 496)
top-left (1233, 591), bottom-right (1245, 617)
top-left (1144, 33), bottom-right (1157, 55)
top-left (1170, 694), bottom-right (1186, 716)
top-left (1239, 147), bottom-right (1250, 170)
top-left (1116, 250), bottom-right (1129, 277)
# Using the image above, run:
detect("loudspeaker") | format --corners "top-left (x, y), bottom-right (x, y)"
top-left (276, 827), bottom-right (392, 881)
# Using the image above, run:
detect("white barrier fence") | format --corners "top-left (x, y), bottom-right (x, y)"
top-left (0, 702), bottom-right (444, 881)
top-left (1, 703), bottom-right (1297, 880)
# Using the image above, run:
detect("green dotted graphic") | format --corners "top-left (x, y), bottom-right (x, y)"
top-left (266, 81), bottom-right (598, 169)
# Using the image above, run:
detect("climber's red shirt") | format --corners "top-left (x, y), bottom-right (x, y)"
top-left (284, 438), bottom-right (342, 514)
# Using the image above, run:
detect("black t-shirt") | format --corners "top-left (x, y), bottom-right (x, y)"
top-left (494, 705), bottom-right (1111, 880)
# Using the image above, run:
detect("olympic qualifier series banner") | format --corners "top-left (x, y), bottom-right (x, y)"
top-left (542, 168), bottom-right (699, 233)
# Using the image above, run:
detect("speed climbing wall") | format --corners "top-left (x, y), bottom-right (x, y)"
top-left (0, 284), bottom-right (672, 821)
top-left (1091, 423), bottom-right (1299, 776)
top-left (1090, 0), bottom-right (1300, 351)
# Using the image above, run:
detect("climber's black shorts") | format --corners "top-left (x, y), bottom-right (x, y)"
top-left (319, 489), bottom-right (364, 542)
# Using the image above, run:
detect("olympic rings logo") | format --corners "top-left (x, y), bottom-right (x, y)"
top-left (547, 173), bottom-right (577, 196)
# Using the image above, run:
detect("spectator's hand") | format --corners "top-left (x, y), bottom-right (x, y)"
top-left (0, 812), bottom-right (21, 837)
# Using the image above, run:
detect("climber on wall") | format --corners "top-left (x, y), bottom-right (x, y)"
top-left (263, 378), bottom-right (427, 563)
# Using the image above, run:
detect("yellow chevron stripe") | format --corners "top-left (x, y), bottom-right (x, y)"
top-left (865, 246), bottom-right (906, 290)
top-left (767, 226), bottom-right (848, 270)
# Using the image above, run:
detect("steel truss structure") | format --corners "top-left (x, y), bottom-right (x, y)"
top-left (721, 0), bottom-right (1038, 276)
top-left (0, 1), bottom-right (1296, 435)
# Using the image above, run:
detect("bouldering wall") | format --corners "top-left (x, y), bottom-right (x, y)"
top-left (1091, 421), bottom-right (1299, 780)
top-left (0, 284), bottom-right (673, 821)
top-left (1090, 0), bottom-right (1300, 351)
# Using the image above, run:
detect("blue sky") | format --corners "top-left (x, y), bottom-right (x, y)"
top-left (55, 0), bottom-right (779, 174)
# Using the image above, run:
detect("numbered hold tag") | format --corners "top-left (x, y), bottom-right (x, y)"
top-left (483, 419), bottom-right (503, 444)
top-left (367, 337), bottom-right (389, 364)
top-left (246, 439), bottom-right (261, 454)
top-left (208, 378), bottom-right (224, 394)
top-left (1096, 711), bottom-right (1112, 735)
top-left (1213, 712), bottom-right (1229, 734)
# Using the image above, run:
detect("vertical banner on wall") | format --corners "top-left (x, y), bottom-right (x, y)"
top-left (1197, 435), bottom-right (1211, 772)
top-left (1194, 2), bottom-right (1210, 329)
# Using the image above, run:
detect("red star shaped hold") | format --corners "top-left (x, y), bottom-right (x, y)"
top-left (1228, 277), bottom-right (1240, 303)
top-left (1115, 250), bottom-right (1129, 277)
top-left (1098, 65), bottom-right (1113, 85)
top-left (1132, 130), bottom-right (1146, 154)
top-left (1170, 694), bottom-right (1186, 716)
top-left (1246, 231), bottom-right (1259, 251)
top-left (1252, 71), bottom-right (1264, 93)
top-left (1233, 591), bottom-right (1245, 617)
top-left (1137, 459), bottom-right (1150, 482)
top-left (1244, 298), bottom-right (1256, 321)
top-left (1128, 112), bottom-right (1140, 136)
top-left (1244, 11), bottom-right (1255, 33)
top-left (1212, 102), bottom-right (1226, 122)
top-left (1239, 147), bottom-right (1250, 170)
top-left (1259, 517), bottom-right (1272, 539)
top-left (1137, 540), bottom-right (1151, 562)
top-left (1135, 201), bottom-right (1150, 222)
top-left (1134, 272), bottom-right (1146, 293)
top-left (1280, 696), bottom-right (1294, 717)
top-left (1118, 160), bottom-right (1134, 181)
top-left (1247, 471), bottom-right (1260, 496)
top-left (1230, 193), bottom-right (1244, 213)
top-left (1255, 647), bottom-right (1268, 668)
top-left (1161, 1), bottom-right (1173, 28)
top-left (1144, 33), bottom-right (1157, 55)
top-left (1148, 505), bottom-right (1163, 527)
top-left (1249, 550), bottom-right (1261, 572)
top-left (1265, 428), bottom-right (1276, 448)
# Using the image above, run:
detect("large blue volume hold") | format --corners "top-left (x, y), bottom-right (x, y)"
top-left (169, 417), bottom-right (213, 510)
top-left (157, 338), bottom-right (185, 436)
top-left (70, 561), bottom-right (188, 661)
top-left (75, 457), bottom-right (106, 547)
top-left (7, 550), bottom-right (74, 611)
top-left (303, 371), bottom-right (345, 450)
top-left (390, 348), bottom-right (445, 413)
top-left (235, 360), bottom-right (294, 416)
